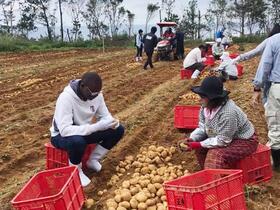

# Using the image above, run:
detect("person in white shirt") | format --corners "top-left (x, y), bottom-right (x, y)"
top-left (135, 29), bottom-right (143, 62)
top-left (212, 38), bottom-right (224, 60)
top-left (217, 52), bottom-right (238, 81)
top-left (183, 45), bottom-right (207, 79)
top-left (50, 72), bottom-right (125, 187)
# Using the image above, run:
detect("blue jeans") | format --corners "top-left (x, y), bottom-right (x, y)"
top-left (51, 125), bottom-right (125, 164)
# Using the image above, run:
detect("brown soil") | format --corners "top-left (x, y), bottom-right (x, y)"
top-left (0, 45), bottom-right (279, 210)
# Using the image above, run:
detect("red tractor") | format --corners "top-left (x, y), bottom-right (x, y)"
top-left (155, 22), bottom-right (177, 61)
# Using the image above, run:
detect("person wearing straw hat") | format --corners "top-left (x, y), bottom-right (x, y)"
top-left (180, 76), bottom-right (258, 169)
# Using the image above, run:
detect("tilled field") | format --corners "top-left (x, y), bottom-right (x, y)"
top-left (0, 45), bottom-right (279, 210)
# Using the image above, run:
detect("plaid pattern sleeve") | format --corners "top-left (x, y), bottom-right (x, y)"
top-left (200, 100), bottom-right (254, 148)
top-left (190, 107), bottom-right (208, 141)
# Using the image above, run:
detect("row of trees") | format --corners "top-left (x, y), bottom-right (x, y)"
top-left (0, 0), bottom-right (279, 41)
top-left (179, 0), bottom-right (280, 39)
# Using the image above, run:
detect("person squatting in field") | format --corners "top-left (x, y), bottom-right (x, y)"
top-left (181, 76), bottom-right (258, 169)
top-left (183, 45), bottom-right (207, 79)
top-left (50, 72), bottom-right (125, 187)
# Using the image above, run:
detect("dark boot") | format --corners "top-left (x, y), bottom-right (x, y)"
top-left (271, 149), bottom-right (280, 171)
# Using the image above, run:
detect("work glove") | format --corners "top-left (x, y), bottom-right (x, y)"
top-left (202, 57), bottom-right (207, 62)
top-left (186, 142), bottom-right (202, 150)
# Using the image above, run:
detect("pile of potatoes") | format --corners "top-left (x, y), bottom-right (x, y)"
top-left (105, 145), bottom-right (190, 210)
top-left (179, 92), bottom-right (200, 105)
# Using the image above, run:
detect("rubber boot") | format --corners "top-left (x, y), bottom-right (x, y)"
top-left (69, 161), bottom-right (91, 187)
top-left (191, 70), bottom-right (201, 79)
top-left (271, 149), bottom-right (280, 171)
top-left (86, 145), bottom-right (109, 172)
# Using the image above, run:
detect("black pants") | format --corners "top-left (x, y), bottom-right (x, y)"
top-left (51, 125), bottom-right (125, 164)
top-left (136, 46), bottom-right (143, 57)
top-left (144, 51), bottom-right (153, 68)
top-left (186, 62), bottom-right (206, 72)
top-left (214, 55), bottom-right (221, 60)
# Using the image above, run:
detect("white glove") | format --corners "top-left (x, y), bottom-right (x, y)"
top-left (202, 57), bottom-right (207, 62)
top-left (232, 56), bottom-right (240, 64)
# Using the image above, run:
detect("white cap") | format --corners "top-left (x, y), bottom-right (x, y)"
top-left (216, 38), bottom-right (222, 43)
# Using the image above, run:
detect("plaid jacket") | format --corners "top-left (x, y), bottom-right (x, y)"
top-left (190, 100), bottom-right (255, 148)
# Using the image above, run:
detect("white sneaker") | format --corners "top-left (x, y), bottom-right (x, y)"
top-left (69, 161), bottom-right (91, 187)
top-left (191, 70), bottom-right (201, 79)
top-left (135, 57), bottom-right (139, 62)
top-left (86, 145), bottom-right (109, 172)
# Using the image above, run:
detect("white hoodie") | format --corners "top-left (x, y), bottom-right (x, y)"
top-left (218, 52), bottom-right (238, 77)
top-left (50, 80), bottom-right (114, 137)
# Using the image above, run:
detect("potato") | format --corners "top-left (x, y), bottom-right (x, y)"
top-left (141, 167), bottom-right (150, 174)
top-left (147, 184), bottom-right (157, 193)
top-left (165, 157), bottom-right (171, 162)
top-left (161, 195), bottom-right (167, 202)
top-left (154, 183), bottom-right (162, 189)
top-left (97, 190), bottom-right (103, 196)
top-left (108, 207), bottom-right (115, 210)
top-left (157, 206), bottom-right (166, 210)
top-left (106, 199), bottom-right (118, 208)
top-left (148, 164), bottom-right (157, 171)
top-left (146, 198), bottom-right (156, 206)
top-left (154, 156), bottom-right (161, 164)
top-left (120, 189), bottom-right (132, 201)
top-left (122, 181), bottom-right (130, 188)
top-left (130, 187), bottom-right (140, 195)
top-left (149, 145), bottom-right (157, 151)
top-left (138, 202), bottom-right (147, 210)
top-left (147, 206), bottom-right (157, 210)
top-left (119, 201), bottom-right (130, 209)
top-left (130, 197), bottom-right (138, 209)
top-left (156, 188), bottom-right (165, 197)
top-left (125, 155), bottom-right (134, 161)
top-left (170, 146), bottom-right (176, 154)
top-left (125, 165), bottom-right (131, 170)
top-left (84, 199), bottom-right (94, 209)
top-left (135, 192), bottom-right (148, 202)
top-left (114, 194), bottom-right (122, 203)
top-left (156, 146), bottom-right (165, 152)
top-left (147, 151), bottom-right (157, 159)
top-left (152, 176), bottom-right (163, 184)
top-left (132, 161), bottom-right (141, 168)
top-left (161, 150), bottom-right (168, 158)
top-left (116, 207), bottom-right (126, 210)
top-left (119, 168), bottom-right (126, 173)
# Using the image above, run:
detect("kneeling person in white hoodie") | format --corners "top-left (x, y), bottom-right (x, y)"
top-left (217, 52), bottom-right (238, 82)
top-left (50, 72), bottom-right (125, 187)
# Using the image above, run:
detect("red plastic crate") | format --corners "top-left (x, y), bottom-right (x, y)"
top-left (11, 166), bottom-right (85, 210)
top-left (164, 169), bottom-right (246, 210)
top-left (45, 143), bottom-right (96, 170)
top-left (236, 64), bottom-right (243, 77)
top-left (181, 68), bottom-right (193, 79)
top-left (229, 53), bottom-right (239, 59)
top-left (174, 105), bottom-right (200, 129)
top-left (235, 144), bottom-right (272, 184)
top-left (204, 56), bottom-right (215, 66)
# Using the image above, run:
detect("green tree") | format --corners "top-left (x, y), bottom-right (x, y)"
top-left (145, 3), bottom-right (160, 33)
top-left (126, 10), bottom-right (135, 37)
top-left (17, 2), bottom-right (37, 37)
top-left (103, 0), bottom-right (125, 37)
top-left (207, 0), bottom-right (228, 33)
top-left (162, 0), bottom-right (175, 20)
top-left (246, 0), bottom-right (267, 34)
top-left (270, 0), bottom-right (280, 24)
top-left (180, 0), bottom-right (198, 39)
top-left (0, 0), bottom-right (16, 34)
top-left (26, 0), bottom-right (56, 40)
top-left (82, 0), bottom-right (108, 39)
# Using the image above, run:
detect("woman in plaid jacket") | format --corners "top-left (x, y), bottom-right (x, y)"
top-left (184, 76), bottom-right (258, 169)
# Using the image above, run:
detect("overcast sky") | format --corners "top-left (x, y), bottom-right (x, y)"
top-left (122, 0), bottom-right (210, 25)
